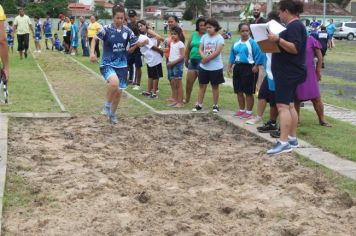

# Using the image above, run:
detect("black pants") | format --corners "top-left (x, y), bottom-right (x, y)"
top-left (17, 34), bottom-right (29, 52)
top-left (88, 37), bottom-right (100, 58)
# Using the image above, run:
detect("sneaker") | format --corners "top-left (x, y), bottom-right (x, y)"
top-left (212, 105), bottom-right (219, 113)
top-left (288, 138), bottom-right (299, 148)
top-left (270, 129), bottom-right (281, 138)
top-left (241, 113), bottom-right (253, 119)
top-left (192, 104), bottom-right (203, 112)
top-left (150, 93), bottom-right (158, 99)
top-left (246, 116), bottom-right (262, 125)
top-left (142, 91), bottom-right (151, 97)
top-left (71, 52), bottom-right (75, 56)
top-left (234, 111), bottom-right (245, 118)
top-left (101, 105), bottom-right (110, 117)
top-left (267, 141), bottom-right (292, 155)
top-left (38, 50), bottom-right (42, 53)
top-left (257, 120), bottom-right (278, 133)
top-left (133, 85), bottom-right (140, 90)
top-left (109, 114), bottom-right (118, 124)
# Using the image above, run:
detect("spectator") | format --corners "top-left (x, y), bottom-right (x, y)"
top-left (79, 17), bottom-right (89, 56)
top-left (253, 4), bottom-right (267, 24)
top-left (43, 15), bottom-right (54, 50)
top-left (6, 21), bottom-right (14, 54)
top-left (87, 15), bottom-right (101, 58)
top-left (326, 19), bottom-right (336, 48)
top-left (13, 8), bottom-right (34, 59)
top-left (62, 16), bottom-right (72, 53)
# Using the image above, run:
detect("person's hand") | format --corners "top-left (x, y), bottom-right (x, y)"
top-left (267, 33), bottom-right (279, 43)
top-left (227, 66), bottom-right (232, 76)
top-left (256, 80), bottom-right (262, 92)
top-left (166, 62), bottom-right (173, 68)
top-left (252, 65), bottom-right (259, 73)
top-left (316, 69), bottom-right (322, 81)
top-left (201, 56), bottom-right (209, 64)
top-left (2, 67), bottom-right (9, 81)
top-left (90, 53), bottom-right (98, 63)
top-left (184, 59), bottom-right (189, 68)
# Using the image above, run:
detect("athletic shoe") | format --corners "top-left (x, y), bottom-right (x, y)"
top-left (241, 113), bottom-right (252, 119)
top-left (192, 104), bottom-right (203, 112)
top-left (71, 52), bottom-right (75, 56)
top-left (133, 85), bottom-right (140, 91)
top-left (212, 105), bottom-right (219, 113)
top-left (109, 114), bottom-right (118, 124)
top-left (101, 105), bottom-right (110, 117)
top-left (267, 141), bottom-right (292, 155)
top-left (38, 50), bottom-right (41, 53)
top-left (288, 138), bottom-right (299, 148)
top-left (150, 93), bottom-right (157, 99)
top-left (257, 120), bottom-right (278, 133)
top-left (142, 91), bottom-right (151, 97)
top-left (270, 129), bottom-right (281, 138)
top-left (246, 116), bottom-right (262, 125)
top-left (234, 111), bottom-right (245, 118)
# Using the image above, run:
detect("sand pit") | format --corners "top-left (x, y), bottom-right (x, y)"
top-left (4, 114), bottom-right (356, 235)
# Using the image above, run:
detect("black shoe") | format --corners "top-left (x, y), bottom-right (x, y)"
top-left (270, 129), bottom-right (280, 138)
top-left (142, 91), bottom-right (151, 97)
top-left (150, 93), bottom-right (157, 99)
top-left (257, 120), bottom-right (277, 133)
top-left (322, 62), bottom-right (325, 69)
top-left (24, 51), bottom-right (28, 58)
top-left (212, 105), bottom-right (219, 113)
top-left (192, 104), bottom-right (203, 112)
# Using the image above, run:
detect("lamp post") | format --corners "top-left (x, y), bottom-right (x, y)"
top-left (323, 0), bottom-right (326, 25)
top-left (209, 0), bottom-right (212, 18)
top-left (141, 0), bottom-right (144, 19)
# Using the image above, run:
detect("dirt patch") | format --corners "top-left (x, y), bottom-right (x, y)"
top-left (3, 115), bottom-right (356, 235)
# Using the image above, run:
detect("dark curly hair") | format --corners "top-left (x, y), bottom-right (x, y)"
top-left (170, 26), bottom-right (185, 43)
top-left (278, 0), bottom-right (304, 16)
top-left (195, 17), bottom-right (206, 31)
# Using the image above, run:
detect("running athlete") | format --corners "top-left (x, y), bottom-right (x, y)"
top-left (90, 5), bottom-right (146, 124)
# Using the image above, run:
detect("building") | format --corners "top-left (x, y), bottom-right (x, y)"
top-left (77, 0), bottom-right (114, 13)
top-left (68, 3), bottom-right (92, 17)
top-left (345, 0), bottom-right (356, 19)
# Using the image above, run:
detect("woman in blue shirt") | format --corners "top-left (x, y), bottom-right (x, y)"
top-left (266, 0), bottom-right (307, 155)
top-left (228, 23), bottom-right (263, 120)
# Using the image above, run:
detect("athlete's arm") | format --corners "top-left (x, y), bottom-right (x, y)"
top-left (89, 36), bottom-right (98, 63)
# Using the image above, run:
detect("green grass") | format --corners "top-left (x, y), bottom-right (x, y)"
top-left (0, 51), bottom-right (60, 113)
top-left (320, 90), bottom-right (356, 111)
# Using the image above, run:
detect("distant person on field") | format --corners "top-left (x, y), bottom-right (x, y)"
top-left (62, 16), bottom-right (72, 53)
top-left (70, 16), bottom-right (79, 56)
top-left (317, 26), bottom-right (329, 68)
top-left (326, 19), bottom-right (336, 48)
top-left (309, 16), bottom-right (320, 38)
top-left (13, 8), bottom-right (34, 59)
top-left (6, 21), bottom-right (14, 53)
top-left (53, 33), bottom-right (63, 51)
top-left (163, 20), bottom-right (168, 34)
top-left (0, 4), bottom-right (9, 80)
top-left (33, 16), bottom-right (42, 53)
top-left (43, 15), bottom-right (54, 50)
top-left (79, 16), bottom-right (89, 56)
top-left (253, 3), bottom-right (267, 24)
top-left (87, 15), bottom-right (101, 58)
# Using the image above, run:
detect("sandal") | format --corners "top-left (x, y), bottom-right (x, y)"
top-left (320, 121), bottom-right (332, 127)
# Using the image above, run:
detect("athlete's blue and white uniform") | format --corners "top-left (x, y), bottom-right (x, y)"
top-left (43, 19), bottom-right (52, 39)
top-left (6, 26), bottom-right (13, 47)
top-left (96, 23), bottom-right (138, 89)
top-left (34, 21), bottom-right (42, 42)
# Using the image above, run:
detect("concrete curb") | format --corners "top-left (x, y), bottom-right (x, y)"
top-left (2, 113), bottom-right (71, 118)
top-left (0, 115), bottom-right (8, 236)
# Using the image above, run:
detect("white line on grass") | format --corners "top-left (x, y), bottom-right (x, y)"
top-left (30, 51), bottom-right (67, 113)
top-left (67, 56), bottom-right (158, 113)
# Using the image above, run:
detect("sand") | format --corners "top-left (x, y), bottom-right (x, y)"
top-left (4, 114), bottom-right (356, 235)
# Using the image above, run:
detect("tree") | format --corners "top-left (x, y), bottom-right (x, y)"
top-left (186, 0), bottom-right (206, 19)
top-left (125, 0), bottom-right (140, 8)
top-left (183, 8), bottom-right (193, 20)
top-left (25, 3), bottom-right (47, 17)
top-left (1, 0), bottom-right (18, 14)
top-left (94, 5), bottom-right (111, 19)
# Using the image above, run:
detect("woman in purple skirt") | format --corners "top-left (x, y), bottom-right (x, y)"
top-left (295, 35), bottom-right (331, 127)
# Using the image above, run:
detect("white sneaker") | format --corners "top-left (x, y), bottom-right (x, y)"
top-left (71, 52), bottom-right (76, 56)
top-left (133, 85), bottom-right (140, 90)
top-left (246, 116), bottom-right (262, 125)
top-left (38, 50), bottom-right (41, 53)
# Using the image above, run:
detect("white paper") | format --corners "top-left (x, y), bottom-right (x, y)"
top-left (250, 20), bottom-right (286, 42)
